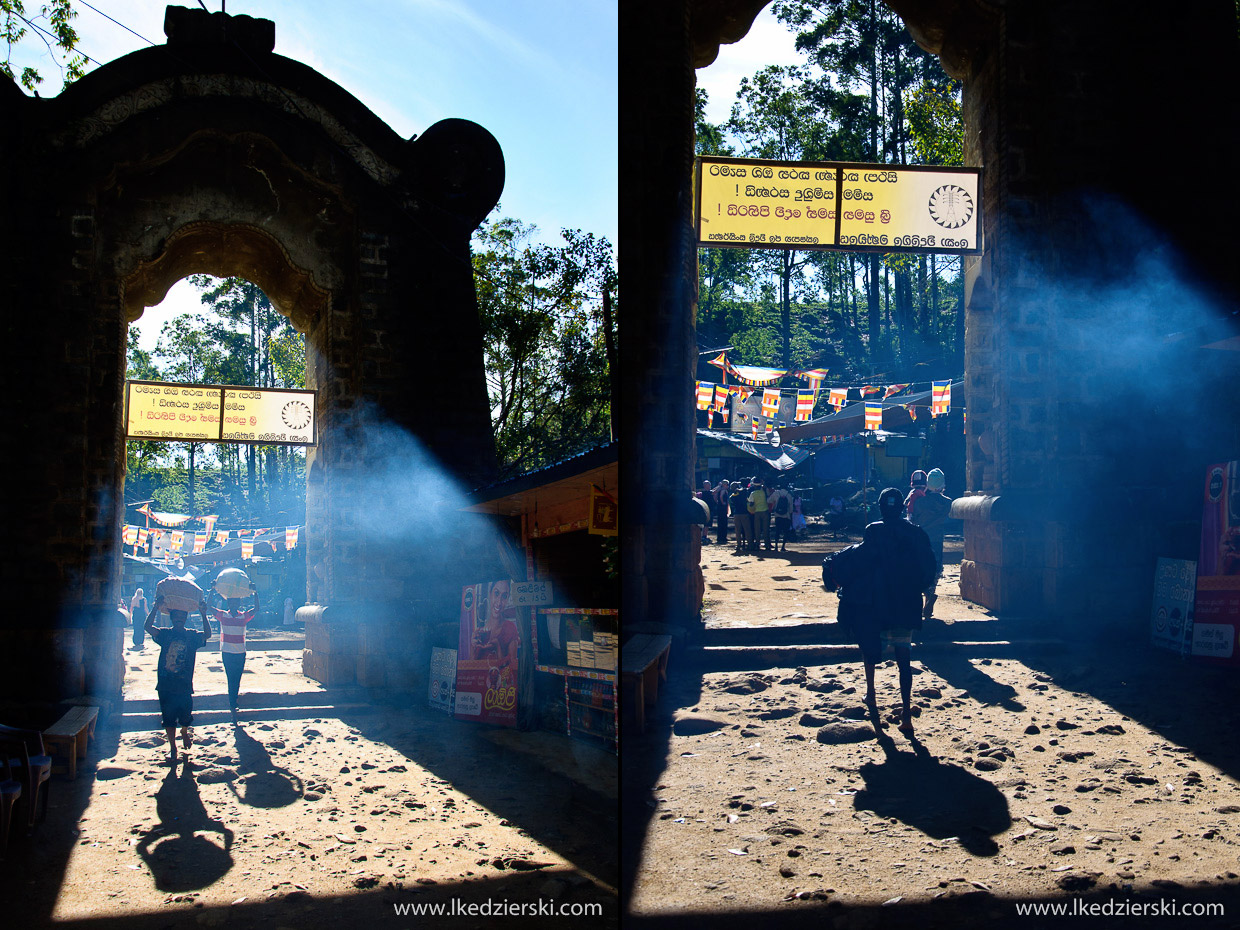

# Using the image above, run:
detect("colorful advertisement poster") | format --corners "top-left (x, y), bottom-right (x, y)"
top-left (454, 581), bottom-right (519, 726)
top-left (1193, 462), bottom-right (1240, 662)
top-left (1150, 557), bottom-right (1195, 654)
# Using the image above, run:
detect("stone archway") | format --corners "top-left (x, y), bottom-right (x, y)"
top-left (620, 0), bottom-right (1240, 642)
top-left (0, 6), bottom-right (504, 699)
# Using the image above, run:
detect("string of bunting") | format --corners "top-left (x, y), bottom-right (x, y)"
top-left (696, 373), bottom-right (957, 420)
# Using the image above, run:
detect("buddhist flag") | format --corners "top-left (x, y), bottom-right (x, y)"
top-left (171, 530), bottom-right (184, 551)
top-left (736, 387), bottom-right (753, 405)
top-left (713, 384), bottom-right (729, 411)
top-left (720, 406), bottom-right (730, 424)
top-left (696, 381), bottom-right (713, 410)
top-left (706, 351), bottom-right (729, 372)
top-left (751, 421), bottom-right (759, 439)
top-left (761, 388), bottom-right (780, 419)
top-left (285, 527), bottom-right (299, 550)
top-left (193, 533), bottom-right (207, 553)
top-left (795, 389), bottom-right (816, 421)
top-left (828, 387), bottom-right (847, 411)
top-left (865, 402), bottom-right (883, 431)
top-left (884, 383), bottom-right (910, 399)
top-left (905, 404), bottom-right (919, 421)
top-left (798, 368), bottom-right (829, 390)
top-left (765, 419), bottom-right (775, 436)
top-left (962, 408), bottom-right (967, 434)
top-left (216, 530), bottom-right (229, 545)
top-left (137, 528), bottom-right (149, 548)
top-left (122, 525), bottom-right (138, 546)
top-left (932, 380), bottom-right (952, 417)
top-left (241, 541), bottom-right (254, 561)
top-left (202, 514), bottom-right (218, 535)
top-left (707, 409), bottom-right (715, 428)
top-left (861, 385), bottom-right (881, 397)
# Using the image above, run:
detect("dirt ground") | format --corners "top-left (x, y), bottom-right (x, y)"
top-left (8, 627), bottom-right (618, 928)
top-left (625, 527), bottom-right (1240, 927)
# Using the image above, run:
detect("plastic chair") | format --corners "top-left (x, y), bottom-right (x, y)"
top-left (0, 740), bottom-right (21, 858)
top-left (0, 725), bottom-right (51, 830)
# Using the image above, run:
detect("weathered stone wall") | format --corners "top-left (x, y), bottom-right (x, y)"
top-left (0, 7), bottom-right (501, 700)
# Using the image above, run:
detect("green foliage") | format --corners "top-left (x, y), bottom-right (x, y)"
top-left (472, 216), bottom-right (616, 479)
top-left (1, 0), bottom-right (87, 93)
top-left (906, 82), bottom-right (963, 166)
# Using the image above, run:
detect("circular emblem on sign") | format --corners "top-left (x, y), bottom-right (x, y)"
top-left (1155, 605), bottom-right (1167, 632)
top-left (462, 587), bottom-right (474, 612)
top-left (1209, 466), bottom-right (1225, 502)
top-left (927, 184), bottom-right (975, 229)
top-left (281, 400), bottom-right (311, 430)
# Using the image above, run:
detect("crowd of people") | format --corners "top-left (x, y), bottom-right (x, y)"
top-left (696, 477), bottom-right (806, 557)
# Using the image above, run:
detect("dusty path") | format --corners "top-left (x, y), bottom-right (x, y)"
top-left (10, 629), bottom-right (618, 928)
top-left (625, 530), bottom-right (1240, 927)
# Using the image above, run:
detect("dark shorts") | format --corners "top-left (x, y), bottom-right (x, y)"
top-left (158, 688), bottom-right (193, 728)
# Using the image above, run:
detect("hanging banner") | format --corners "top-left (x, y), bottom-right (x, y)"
top-left (285, 527), bottom-right (299, 549)
top-left (1194, 463), bottom-right (1240, 664)
top-left (125, 381), bottom-right (316, 446)
top-left (828, 387), bottom-right (847, 411)
top-left (455, 581), bottom-right (520, 727)
top-left (696, 156), bottom-right (982, 254)
top-left (932, 380), bottom-right (952, 416)
top-left (864, 402), bottom-right (883, 431)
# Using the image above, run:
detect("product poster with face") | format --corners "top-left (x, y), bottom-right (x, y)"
top-left (454, 580), bottom-right (519, 726)
top-left (1194, 462), bottom-right (1240, 663)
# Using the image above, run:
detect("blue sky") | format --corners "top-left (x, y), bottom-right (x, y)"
top-left (8, 1), bottom-right (616, 348)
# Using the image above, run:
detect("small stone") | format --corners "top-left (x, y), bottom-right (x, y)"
top-left (303, 792), bottom-right (323, 801)
top-left (1055, 720), bottom-right (1079, 730)
top-left (1057, 873), bottom-right (1096, 892)
top-left (816, 723), bottom-right (875, 745)
top-left (1024, 724), bottom-right (1041, 735)
top-left (1052, 804), bottom-right (1071, 815)
top-left (974, 757), bottom-right (1003, 772)
top-left (779, 866), bottom-right (796, 878)
top-left (1051, 844), bottom-right (1076, 856)
top-left (1025, 815), bottom-right (1057, 830)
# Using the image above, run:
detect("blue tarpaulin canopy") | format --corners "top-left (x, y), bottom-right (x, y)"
top-left (697, 429), bottom-right (810, 471)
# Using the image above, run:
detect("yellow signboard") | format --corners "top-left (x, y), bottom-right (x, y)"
top-left (696, 156), bottom-right (981, 254)
top-left (125, 381), bottom-right (316, 446)
top-left (125, 382), bottom-right (223, 442)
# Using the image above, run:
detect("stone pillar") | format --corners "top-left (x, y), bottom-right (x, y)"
top-left (619, 0), bottom-right (702, 640)
top-left (946, 2), bottom-right (1240, 621)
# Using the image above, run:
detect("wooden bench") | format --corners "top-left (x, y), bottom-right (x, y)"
top-left (621, 634), bottom-right (672, 734)
top-left (42, 705), bottom-right (98, 780)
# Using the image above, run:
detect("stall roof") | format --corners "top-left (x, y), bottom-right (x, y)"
top-left (463, 442), bottom-right (618, 517)
top-left (697, 429), bottom-right (810, 470)
top-left (779, 380), bottom-right (964, 441)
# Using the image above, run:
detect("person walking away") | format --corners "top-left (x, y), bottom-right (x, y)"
top-left (826, 488), bottom-right (935, 734)
top-left (146, 594), bottom-right (212, 763)
top-left (730, 481), bottom-right (751, 555)
top-left (211, 583), bottom-right (260, 724)
top-left (905, 470), bottom-right (928, 516)
top-left (130, 588), bottom-right (148, 649)
top-left (713, 479), bottom-right (731, 545)
top-left (769, 481), bottom-right (793, 552)
top-left (748, 477), bottom-right (771, 554)
top-left (908, 467), bottom-right (952, 620)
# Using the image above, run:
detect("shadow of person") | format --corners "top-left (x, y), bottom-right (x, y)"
top-left (228, 724), bottom-right (304, 809)
top-left (135, 758), bottom-right (234, 892)
top-left (921, 653), bottom-right (1026, 712)
top-left (852, 727), bottom-right (1010, 857)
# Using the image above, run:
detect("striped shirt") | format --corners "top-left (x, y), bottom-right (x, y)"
top-left (211, 607), bottom-right (255, 654)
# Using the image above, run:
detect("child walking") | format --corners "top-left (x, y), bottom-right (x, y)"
top-left (146, 593), bottom-right (212, 763)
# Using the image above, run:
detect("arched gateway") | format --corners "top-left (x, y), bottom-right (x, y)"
top-left (0, 7), bottom-right (504, 698)
top-left (621, 1), bottom-right (1240, 643)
